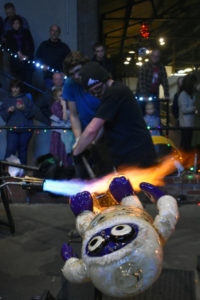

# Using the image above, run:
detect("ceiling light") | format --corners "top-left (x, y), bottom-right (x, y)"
top-left (126, 57), bottom-right (132, 61)
top-left (138, 57), bottom-right (142, 61)
top-left (178, 70), bottom-right (185, 74)
top-left (128, 50), bottom-right (135, 54)
top-left (184, 68), bottom-right (193, 72)
top-left (124, 61), bottom-right (130, 65)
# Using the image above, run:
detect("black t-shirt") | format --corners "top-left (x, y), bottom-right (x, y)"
top-left (95, 82), bottom-right (156, 166)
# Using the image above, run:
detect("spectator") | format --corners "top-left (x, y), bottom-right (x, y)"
top-left (3, 2), bottom-right (29, 36)
top-left (136, 49), bottom-right (169, 117)
top-left (36, 24), bottom-right (71, 89)
top-left (171, 77), bottom-right (184, 122)
top-left (35, 73), bottom-right (65, 124)
top-left (52, 72), bottom-right (64, 90)
top-left (50, 88), bottom-right (74, 167)
top-left (0, 16), bottom-right (3, 40)
top-left (73, 62), bottom-right (156, 169)
top-left (5, 15), bottom-right (34, 83)
top-left (92, 42), bottom-right (113, 77)
top-left (178, 74), bottom-right (197, 151)
top-left (192, 71), bottom-right (200, 152)
top-left (144, 102), bottom-right (160, 136)
top-left (0, 80), bottom-right (35, 164)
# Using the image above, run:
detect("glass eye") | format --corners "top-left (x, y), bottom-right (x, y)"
top-left (88, 236), bottom-right (106, 255)
top-left (111, 224), bottom-right (135, 242)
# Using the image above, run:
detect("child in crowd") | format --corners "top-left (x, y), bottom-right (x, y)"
top-left (50, 88), bottom-right (75, 167)
top-left (144, 102), bottom-right (160, 136)
top-left (0, 80), bottom-right (35, 164)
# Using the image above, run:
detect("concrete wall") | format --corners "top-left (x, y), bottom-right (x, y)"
top-left (77, 0), bottom-right (99, 58)
top-left (0, 0), bottom-right (77, 52)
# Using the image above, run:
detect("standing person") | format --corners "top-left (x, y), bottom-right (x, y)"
top-left (178, 74), bottom-right (197, 152)
top-left (5, 15), bottom-right (34, 83)
top-left (136, 49), bottom-right (169, 117)
top-left (0, 16), bottom-right (3, 40)
top-left (73, 62), bottom-right (156, 168)
top-left (36, 25), bottom-right (71, 89)
top-left (0, 80), bottom-right (35, 164)
top-left (171, 77), bottom-right (184, 122)
top-left (192, 71), bottom-right (200, 153)
top-left (50, 88), bottom-right (74, 167)
top-left (92, 42), bottom-right (113, 77)
top-left (3, 2), bottom-right (29, 36)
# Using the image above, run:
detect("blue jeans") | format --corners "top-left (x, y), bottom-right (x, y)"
top-left (5, 131), bottom-right (32, 164)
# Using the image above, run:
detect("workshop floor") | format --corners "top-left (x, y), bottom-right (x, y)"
top-left (0, 202), bottom-right (200, 300)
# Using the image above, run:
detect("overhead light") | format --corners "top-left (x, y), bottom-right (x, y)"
top-left (136, 62), bottom-right (143, 66)
top-left (138, 57), bottom-right (142, 61)
top-left (145, 58), bottom-right (149, 62)
top-left (146, 49), bottom-right (150, 54)
top-left (177, 70), bottom-right (185, 74)
top-left (184, 68), bottom-right (193, 72)
top-left (159, 37), bottom-right (165, 46)
top-left (126, 57), bottom-right (132, 61)
top-left (124, 61), bottom-right (130, 65)
top-left (128, 50), bottom-right (135, 54)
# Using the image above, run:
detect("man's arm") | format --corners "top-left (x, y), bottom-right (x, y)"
top-left (68, 101), bottom-right (82, 138)
top-left (73, 118), bottom-right (105, 156)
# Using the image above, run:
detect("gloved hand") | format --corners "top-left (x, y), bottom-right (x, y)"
top-left (140, 182), bottom-right (165, 203)
top-left (109, 176), bottom-right (134, 203)
top-left (61, 243), bottom-right (78, 261)
top-left (70, 191), bottom-right (93, 216)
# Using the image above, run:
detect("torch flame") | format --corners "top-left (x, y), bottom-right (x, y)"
top-left (84, 152), bottom-right (195, 194)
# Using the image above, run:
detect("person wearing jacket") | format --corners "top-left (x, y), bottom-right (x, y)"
top-left (5, 15), bottom-right (34, 83)
top-left (36, 24), bottom-right (71, 89)
top-left (0, 80), bottom-right (36, 164)
top-left (178, 74), bottom-right (197, 151)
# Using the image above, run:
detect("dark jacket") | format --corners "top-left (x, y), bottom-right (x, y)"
top-left (0, 16), bottom-right (3, 40)
top-left (36, 39), bottom-right (71, 76)
top-left (5, 28), bottom-right (34, 58)
top-left (136, 61), bottom-right (169, 98)
top-left (0, 94), bottom-right (36, 127)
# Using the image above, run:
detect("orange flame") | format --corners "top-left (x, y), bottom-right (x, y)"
top-left (84, 152), bottom-right (196, 194)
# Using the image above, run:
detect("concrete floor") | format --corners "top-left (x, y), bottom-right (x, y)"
top-left (0, 202), bottom-right (200, 300)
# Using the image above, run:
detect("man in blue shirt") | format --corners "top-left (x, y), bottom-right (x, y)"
top-left (62, 52), bottom-right (112, 177)
top-left (62, 52), bottom-right (101, 138)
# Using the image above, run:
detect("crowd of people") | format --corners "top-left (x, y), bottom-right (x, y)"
top-left (0, 2), bottom-right (200, 178)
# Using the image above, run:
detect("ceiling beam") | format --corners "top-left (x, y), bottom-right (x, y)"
top-left (149, 0), bottom-right (158, 17)
top-left (120, 0), bottom-right (135, 57)
top-left (103, 17), bottom-right (200, 21)
top-left (101, 0), bottom-right (147, 17)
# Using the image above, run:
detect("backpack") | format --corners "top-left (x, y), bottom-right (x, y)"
top-left (172, 93), bottom-right (179, 119)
